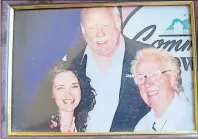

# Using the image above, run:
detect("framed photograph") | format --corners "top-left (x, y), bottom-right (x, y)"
top-left (1, 0), bottom-right (198, 138)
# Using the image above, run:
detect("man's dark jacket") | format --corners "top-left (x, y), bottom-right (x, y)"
top-left (67, 35), bottom-right (151, 132)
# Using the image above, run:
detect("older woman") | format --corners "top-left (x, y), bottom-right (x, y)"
top-left (131, 47), bottom-right (194, 131)
top-left (28, 60), bottom-right (96, 132)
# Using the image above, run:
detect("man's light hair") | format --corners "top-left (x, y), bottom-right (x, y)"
top-left (80, 7), bottom-right (121, 33)
top-left (131, 47), bottom-right (183, 93)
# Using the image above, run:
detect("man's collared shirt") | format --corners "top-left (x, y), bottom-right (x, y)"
top-left (134, 92), bottom-right (195, 132)
top-left (85, 35), bottom-right (125, 132)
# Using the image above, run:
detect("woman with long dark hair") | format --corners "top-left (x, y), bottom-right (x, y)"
top-left (28, 60), bottom-right (96, 132)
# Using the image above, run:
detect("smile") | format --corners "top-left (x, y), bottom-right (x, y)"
top-left (62, 99), bottom-right (75, 104)
top-left (148, 90), bottom-right (159, 97)
top-left (97, 40), bottom-right (107, 44)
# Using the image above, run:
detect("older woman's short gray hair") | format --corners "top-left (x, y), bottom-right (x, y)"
top-left (131, 47), bottom-right (183, 93)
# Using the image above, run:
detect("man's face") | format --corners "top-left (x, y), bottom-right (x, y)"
top-left (82, 8), bottom-right (120, 57)
top-left (52, 71), bottom-right (81, 112)
top-left (135, 56), bottom-right (174, 110)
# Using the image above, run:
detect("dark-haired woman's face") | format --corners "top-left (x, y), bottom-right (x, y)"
top-left (52, 71), bottom-right (81, 112)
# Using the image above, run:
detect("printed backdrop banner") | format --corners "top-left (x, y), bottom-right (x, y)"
top-left (122, 6), bottom-right (193, 103)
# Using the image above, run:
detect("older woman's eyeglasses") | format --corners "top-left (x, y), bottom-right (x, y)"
top-left (132, 70), bottom-right (173, 85)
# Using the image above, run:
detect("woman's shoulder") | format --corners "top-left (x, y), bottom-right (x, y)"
top-left (134, 111), bottom-right (153, 132)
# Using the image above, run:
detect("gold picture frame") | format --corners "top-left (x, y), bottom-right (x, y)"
top-left (1, 0), bottom-right (198, 138)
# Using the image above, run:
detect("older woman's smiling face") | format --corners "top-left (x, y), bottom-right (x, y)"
top-left (52, 71), bottom-right (81, 112)
top-left (135, 56), bottom-right (175, 111)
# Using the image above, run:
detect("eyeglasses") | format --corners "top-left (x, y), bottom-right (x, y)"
top-left (132, 70), bottom-right (173, 85)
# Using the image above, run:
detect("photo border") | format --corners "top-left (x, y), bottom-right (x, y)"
top-left (1, 0), bottom-right (198, 138)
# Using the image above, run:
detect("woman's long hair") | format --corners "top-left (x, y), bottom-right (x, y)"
top-left (29, 60), bottom-right (96, 132)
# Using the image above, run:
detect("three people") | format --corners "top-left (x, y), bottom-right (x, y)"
top-left (131, 47), bottom-right (194, 131)
top-left (30, 7), bottom-right (194, 133)
top-left (29, 60), bottom-right (96, 132)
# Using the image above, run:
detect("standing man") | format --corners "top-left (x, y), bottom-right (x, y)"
top-left (67, 7), bottom-right (151, 132)
top-left (131, 48), bottom-right (194, 131)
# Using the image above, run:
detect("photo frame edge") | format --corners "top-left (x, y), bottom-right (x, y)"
top-left (1, 0), bottom-right (198, 138)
